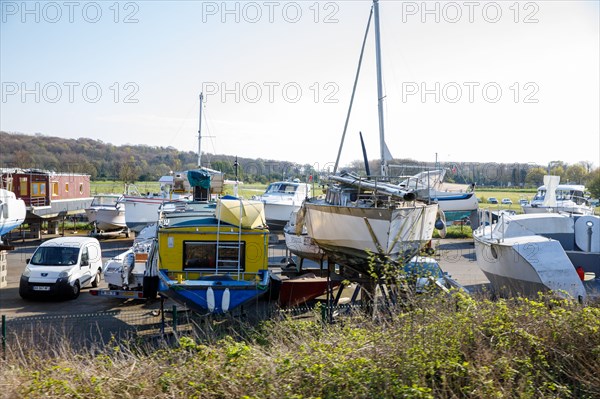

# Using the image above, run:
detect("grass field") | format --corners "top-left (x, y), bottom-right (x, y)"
top-left (91, 182), bottom-right (597, 215)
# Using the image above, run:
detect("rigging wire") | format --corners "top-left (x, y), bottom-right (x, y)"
top-left (167, 100), bottom-right (197, 149)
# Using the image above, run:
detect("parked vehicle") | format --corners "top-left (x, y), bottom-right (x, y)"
top-left (402, 256), bottom-right (468, 294)
top-left (487, 197), bottom-right (498, 204)
top-left (19, 237), bottom-right (103, 299)
top-left (501, 198), bottom-right (513, 205)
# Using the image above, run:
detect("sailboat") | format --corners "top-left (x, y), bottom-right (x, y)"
top-left (299, 0), bottom-right (440, 275)
top-left (121, 93), bottom-right (225, 233)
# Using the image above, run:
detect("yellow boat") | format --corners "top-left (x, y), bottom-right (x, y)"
top-left (146, 198), bottom-right (270, 314)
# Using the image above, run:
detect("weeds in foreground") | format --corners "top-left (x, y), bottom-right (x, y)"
top-left (1, 294), bottom-right (599, 398)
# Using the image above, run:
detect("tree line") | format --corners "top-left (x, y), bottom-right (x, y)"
top-left (1, 131), bottom-right (599, 197)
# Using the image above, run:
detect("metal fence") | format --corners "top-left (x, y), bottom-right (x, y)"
top-left (0, 299), bottom-right (378, 356)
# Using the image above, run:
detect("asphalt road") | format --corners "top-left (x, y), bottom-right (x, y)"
top-left (0, 233), bottom-right (489, 319)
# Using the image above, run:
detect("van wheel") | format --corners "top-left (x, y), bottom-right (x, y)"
top-left (70, 281), bottom-right (81, 299)
top-left (91, 270), bottom-right (101, 288)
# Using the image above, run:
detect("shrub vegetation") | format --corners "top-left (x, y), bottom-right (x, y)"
top-left (2, 293), bottom-right (599, 398)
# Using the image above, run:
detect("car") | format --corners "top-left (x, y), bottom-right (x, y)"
top-left (19, 237), bottom-right (103, 300)
top-left (519, 199), bottom-right (529, 206)
top-left (487, 197), bottom-right (498, 204)
top-left (401, 256), bottom-right (469, 294)
top-left (501, 198), bottom-right (513, 205)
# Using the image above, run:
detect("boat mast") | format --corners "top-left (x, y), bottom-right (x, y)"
top-left (373, 0), bottom-right (387, 177)
top-left (333, 7), bottom-right (373, 176)
top-left (198, 92), bottom-right (203, 168)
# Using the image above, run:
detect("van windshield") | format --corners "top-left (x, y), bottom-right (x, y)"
top-left (30, 247), bottom-right (80, 266)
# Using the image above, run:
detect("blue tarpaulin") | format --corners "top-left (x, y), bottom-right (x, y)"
top-left (187, 169), bottom-right (211, 189)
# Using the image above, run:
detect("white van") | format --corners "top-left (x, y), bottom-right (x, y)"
top-left (19, 237), bottom-right (103, 299)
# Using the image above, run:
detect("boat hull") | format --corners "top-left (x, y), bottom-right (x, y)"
top-left (304, 202), bottom-right (438, 273)
top-left (95, 208), bottom-right (127, 231)
top-left (434, 192), bottom-right (479, 213)
top-left (284, 227), bottom-right (325, 262)
top-left (473, 232), bottom-right (586, 300)
top-left (276, 274), bottom-right (340, 308)
top-left (264, 202), bottom-right (299, 231)
top-left (158, 269), bottom-right (270, 314)
top-left (0, 189), bottom-right (26, 238)
top-left (122, 196), bottom-right (167, 233)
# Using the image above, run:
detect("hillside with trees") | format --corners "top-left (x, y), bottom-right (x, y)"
top-left (1, 131), bottom-right (598, 192)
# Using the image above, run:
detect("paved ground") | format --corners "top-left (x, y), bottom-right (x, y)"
top-left (0, 232), bottom-right (489, 319)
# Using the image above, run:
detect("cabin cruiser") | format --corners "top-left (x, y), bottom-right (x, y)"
top-left (259, 179), bottom-right (311, 231)
top-left (522, 175), bottom-right (594, 216)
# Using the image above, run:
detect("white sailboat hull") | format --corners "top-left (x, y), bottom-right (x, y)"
top-left (304, 202), bottom-right (438, 271)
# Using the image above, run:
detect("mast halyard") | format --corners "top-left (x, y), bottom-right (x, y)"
top-left (197, 92), bottom-right (203, 168)
top-left (373, 0), bottom-right (387, 178)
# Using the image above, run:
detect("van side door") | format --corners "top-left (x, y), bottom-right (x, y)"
top-left (80, 245), bottom-right (92, 285)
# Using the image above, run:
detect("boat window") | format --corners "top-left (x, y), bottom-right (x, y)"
top-left (31, 182), bottom-right (46, 197)
top-left (265, 184), bottom-right (297, 194)
top-left (183, 241), bottom-right (245, 271)
top-left (52, 181), bottom-right (59, 196)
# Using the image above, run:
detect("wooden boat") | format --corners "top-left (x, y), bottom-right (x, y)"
top-left (145, 197), bottom-right (271, 314)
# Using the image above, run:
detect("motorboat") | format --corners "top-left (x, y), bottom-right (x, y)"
top-left (90, 223), bottom-right (157, 300)
top-left (521, 175), bottom-right (594, 216)
top-left (0, 188), bottom-right (26, 243)
top-left (121, 173), bottom-right (193, 233)
top-left (85, 194), bottom-right (127, 233)
top-left (399, 169), bottom-right (479, 224)
top-left (260, 179), bottom-right (311, 231)
top-left (473, 211), bottom-right (600, 301)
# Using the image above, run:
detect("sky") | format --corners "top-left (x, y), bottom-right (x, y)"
top-left (1, 0), bottom-right (599, 171)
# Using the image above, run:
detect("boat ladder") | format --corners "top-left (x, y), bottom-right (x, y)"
top-left (215, 198), bottom-right (244, 279)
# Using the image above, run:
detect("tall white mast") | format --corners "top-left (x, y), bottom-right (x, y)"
top-left (197, 92), bottom-right (203, 168)
top-left (373, 0), bottom-right (387, 177)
